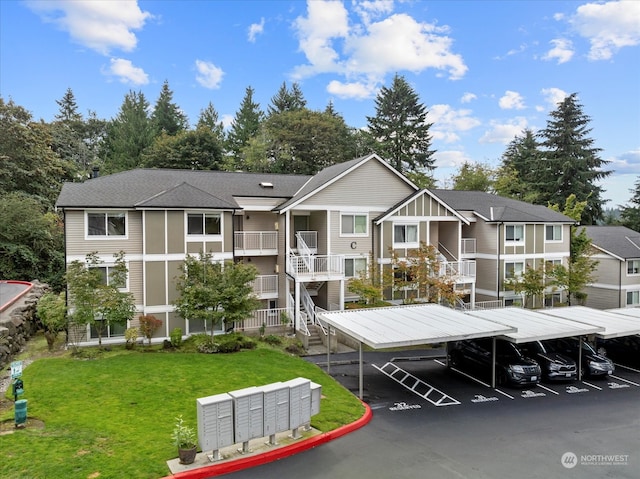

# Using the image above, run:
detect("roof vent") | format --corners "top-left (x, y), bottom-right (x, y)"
top-left (260, 182), bottom-right (274, 188)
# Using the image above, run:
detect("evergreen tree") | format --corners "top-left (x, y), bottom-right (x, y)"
top-left (620, 177), bottom-right (640, 232)
top-left (495, 129), bottom-right (542, 202)
top-left (366, 74), bottom-right (435, 176)
top-left (141, 129), bottom-right (224, 170)
top-left (267, 81), bottom-right (307, 116)
top-left (538, 93), bottom-right (611, 224)
top-left (150, 80), bottom-right (189, 136)
top-left (452, 161), bottom-right (495, 192)
top-left (50, 88), bottom-right (90, 179)
top-left (196, 101), bottom-right (226, 145)
top-left (226, 86), bottom-right (264, 168)
top-left (102, 90), bottom-right (154, 173)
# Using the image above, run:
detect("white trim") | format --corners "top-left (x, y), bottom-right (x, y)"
top-left (84, 210), bottom-right (129, 240)
top-left (375, 189), bottom-right (469, 225)
top-left (340, 212), bottom-right (369, 237)
top-left (544, 224), bottom-right (563, 243)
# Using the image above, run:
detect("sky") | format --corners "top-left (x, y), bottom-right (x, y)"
top-left (1, 0), bottom-right (639, 208)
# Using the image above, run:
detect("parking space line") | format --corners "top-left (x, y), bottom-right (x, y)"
top-left (433, 359), bottom-right (447, 367)
top-left (582, 381), bottom-right (602, 390)
top-left (448, 366), bottom-right (491, 388)
top-left (372, 362), bottom-right (461, 406)
top-left (536, 384), bottom-right (560, 395)
top-left (613, 363), bottom-right (640, 373)
top-left (609, 375), bottom-right (640, 387)
top-left (493, 388), bottom-right (514, 399)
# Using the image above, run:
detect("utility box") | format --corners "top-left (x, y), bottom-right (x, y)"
top-left (284, 377), bottom-right (311, 430)
top-left (196, 393), bottom-right (234, 455)
top-left (262, 382), bottom-right (290, 438)
top-left (229, 386), bottom-right (264, 444)
top-left (310, 381), bottom-right (322, 416)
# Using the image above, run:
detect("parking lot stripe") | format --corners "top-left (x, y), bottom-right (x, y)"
top-left (536, 384), bottom-right (560, 395)
top-left (582, 381), bottom-right (602, 390)
top-left (613, 363), bottom-right (640, 374)
top-left (609, 375), bottom-right (640, 387)
top-left (493, 388), bottom-right (514, 399)
top-left (448, 366), bottom-right (491, 388)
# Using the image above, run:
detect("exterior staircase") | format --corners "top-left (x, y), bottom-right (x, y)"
top-left (306, 316), bottom-right (324, 348)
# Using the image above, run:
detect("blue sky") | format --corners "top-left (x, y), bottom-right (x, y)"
top-left (1, 0), bottom-right (639, 208)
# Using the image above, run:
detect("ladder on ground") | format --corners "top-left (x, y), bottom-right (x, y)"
top-left (372, 362), bottom-right (460, 407)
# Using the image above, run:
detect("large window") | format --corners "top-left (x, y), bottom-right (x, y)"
top-left (345, 257), bottom-right (367, 278)
top-left (545, 224), bottom-right (562, 241)
top-left (187, 213), bottom-right (221, 235)
top-left (627, 290), bottom-right (640, 306)
top-left (341, 214), bottom-right (367, 235)
top-left (627, 260), bottom-right (640, 275)
top-left (87, 212), bottom-right (126, 237)
top-left (505, 224), bottom-right (524, 242)
top-left (394, 224), bottom-right (418, 246)
top-left (505, 262), bottom-right (524, 280)
top-left (91, 265), bottom-right (127, 290)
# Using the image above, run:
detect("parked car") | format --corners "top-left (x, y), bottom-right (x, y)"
top-left (542, 338), bottom-right (614, 378)
top-left (595, 335), bottom-right (640, 369)
top-left (448, 338), bottom-right (541, 387)
top-left (517, 341), bottom-right (577, 382)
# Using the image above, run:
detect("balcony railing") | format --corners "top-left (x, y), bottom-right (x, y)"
top-left (240, 307), bottom-right (292, 330)
top-left (295, 231), bottom-right (317, 252)
top-left (438, 260), bottom-right (476, 278)
top-left (461, 238), bottom-right (476, 255)
top-left (288, 254), bottom-right (344, 279)
top-left (250, 274), bottom-right (278, 298)
top-left (234, 231), bottom-right (277, 255)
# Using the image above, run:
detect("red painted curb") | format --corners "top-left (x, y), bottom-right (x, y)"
top-left (163, 401), bottom-right (373, 479)
top-left (0, 281), bottom-right (34, 313)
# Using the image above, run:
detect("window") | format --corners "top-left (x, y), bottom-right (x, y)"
top-left (187, 213), bottom-right (220, 235)
top-left (627, 291), bottom-right (640, 306)
top-left (90, 320), bottom-right (126, 339)
top-left (627, 260), bottom-right (640, 275)
top-left (394, 224), bottom-right (418, 245)
top-left (91, 266), bottom-right (127, 290)
top-left (505, 262), bottom-right (524, 279)
top-left (345, 257), bottom-right (367, 278)
top-left (87, 212), bottom-right (126, 237)
top-left (505, 224), bottom-right (524, 242)
top-left (545, 224), bottom-right (562, 241)
top-left (341, 214), bottom-right (367, 235)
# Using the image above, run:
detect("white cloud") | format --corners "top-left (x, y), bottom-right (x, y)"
top-left (26, 0), bottom-right (151, 55)
top-left (569, 1), bottom-right (640, 60)
top-left (292, 1), bottom-right (467, 99)
top-left (428, 104), bottom-right (481, 143)
top-left (221, 114), bottom-right (235, 129)
top-left (434, 150), bottom-right (472, 169)
top-left (607, 149), bottom-right (640, 175)
top-left (540, 87), bottom-right (568, 110)
top-left (479, 117), bottom-right (528, 144)
top-left (248, 17), bottom-right (265, 43)
top-left (105, 58), bottom-right (148, 85)
top-left (326, 80), bottom-right (375, 100)
top-left (460, 92), bottom-right (477, 104)
top-left (195, 60), bottom-right (224, 89)
top-left (499, 91), bottom-right (526, 110)
top-left (542, 38), bottom-right (574, 64)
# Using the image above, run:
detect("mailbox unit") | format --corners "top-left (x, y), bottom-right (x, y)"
top-left (261, 381), bottom-right (290, 436)
top-left (284, 377), bottom-right (311, 430)
top-left (228, 386), bottom-right (264, 444)
top-left (310, 381), bottom-right (322, 416)
top-left (196, 392), bottom-right (234, 457)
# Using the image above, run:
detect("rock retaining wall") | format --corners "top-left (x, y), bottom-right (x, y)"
top-left (0, 281), bottom-right (48, 370)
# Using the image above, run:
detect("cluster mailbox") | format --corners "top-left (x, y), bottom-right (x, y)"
top-left (196, 377), bottom-right (321, 461)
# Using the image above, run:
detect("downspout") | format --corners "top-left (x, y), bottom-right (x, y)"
top-left (61, 208), bottom-right (69, 346)
top-left (619, 260), bottom-right (623, 308)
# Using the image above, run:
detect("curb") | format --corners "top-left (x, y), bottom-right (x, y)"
top-left (162, 401), bottom-right (373, 479)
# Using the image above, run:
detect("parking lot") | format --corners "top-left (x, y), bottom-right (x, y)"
top-left (222, 348), bottom-right (639, 479)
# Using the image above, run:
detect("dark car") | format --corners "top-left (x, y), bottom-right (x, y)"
top-left (596, 335), bottom-right (640, 369)
top-left (517, 341), bottom-right (577, 382)
top-left (543, 338), bottom-right (614, 378)
top-left (448, 338), bottom-right (541, 387)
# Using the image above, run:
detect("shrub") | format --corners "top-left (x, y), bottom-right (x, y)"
top-left (125, 327), bottom-right (139, 349)
top-left (170, 328), bottom-right (183, 348)
top-left (285, 340), bottom-right (306, 356)
top-left (139, 314), bottom-right (162, 346)
top-left (193, 332), bottom-right (256, 354)
top-left (263, 334), bottom-right (282, 346)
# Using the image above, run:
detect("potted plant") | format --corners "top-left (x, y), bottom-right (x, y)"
top-left (171, 415), bottom-right (197, 464)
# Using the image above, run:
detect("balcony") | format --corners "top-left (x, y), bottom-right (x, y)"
top-left (461, 238), bottom-right (476, 257)
top-left (294, 231), bottom-right (317, 254)
top-left (250, 274), bottom-right (278, 299)
top-left (288, 254), bottom-right (345, 281)
top-left (235, 231), bottom-right (278, 256)
top-left (438, 260), bottom-right (476, 280)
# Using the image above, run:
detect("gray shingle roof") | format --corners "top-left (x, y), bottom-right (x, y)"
top-left (584, 225), bottom-right (640, 260)
top-left (429, 190), bottom-right (575, 223)
top-left (56, 169), bottom-right (311, 209)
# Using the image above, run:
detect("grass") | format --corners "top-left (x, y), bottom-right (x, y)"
top-left (0, 336), bottom-right (365, 479)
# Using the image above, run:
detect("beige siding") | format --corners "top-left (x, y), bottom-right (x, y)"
top-left (584, 286), bottom-right (623, 309)
top-left (593, 256), bottom-right (623, 285)
top-left (167, 211), bottom-right (184, 254)
top-left (301, 159), bottom-right (413, 207)
top-left (242, 211), bottom-right (278, 231)
top-left (223, 211), bottom-right (233, 249)
top-left (145, 211), bottom-right (165, 254)
top-left (128, 260), bottom-right (143, 305)
top-left (145, 262), bottom-right (166, 306)
top-left (167, 260), bottom-right (183, 305)
top-left (65, 209), bottom-right (143, 256)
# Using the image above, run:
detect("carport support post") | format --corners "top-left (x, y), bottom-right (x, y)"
top-left (359, 341), bottom-right (363, 400)
top-left (491, 337), bottom-right (496, 388)
top-left (578, 336), bottom-right (583, 381)
top-left (327, 325), bottom-right (331, 374)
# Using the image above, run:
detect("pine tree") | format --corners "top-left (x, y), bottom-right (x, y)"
top-left (366, 74), bottom-right (435, 176)
top-left (197, 101), bottom-right (225, 144)
top-left (538, 93), bottom-right (611, 224)
top-left (495, 129), bottom-right (543, 202)
top-left (620, 177), bottom-right (640, 232)
top-left (150, 80), bottom-right (189, 136)
top-left (226, 86), bottom-right (264, 168)
top-left (267, 81), bottom-right (306, 116)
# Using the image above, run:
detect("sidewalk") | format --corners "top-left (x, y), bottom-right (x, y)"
top-left (161, 401), bottom-right (372, 479)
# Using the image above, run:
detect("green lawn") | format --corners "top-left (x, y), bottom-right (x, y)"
top-left (0, 346), bottom-right (364, 479)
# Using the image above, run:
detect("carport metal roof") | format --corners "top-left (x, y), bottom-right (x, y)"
top-left (606, 307), bottom-right (640, 324)
top-left (540, 306), bottom-right (640, 339)
top-left (465, 307), bottom-right (604, 343)
top-left (317, 303), bottom-right (517, 349)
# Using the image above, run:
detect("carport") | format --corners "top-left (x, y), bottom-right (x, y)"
top-left (316, 304), bottom-right (516, 399)
top-left (540, 306), bottom-right (640, 340)
top-left (466, 308), bottom-right (605, 381)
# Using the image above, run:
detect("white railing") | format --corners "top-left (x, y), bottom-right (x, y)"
top-left (459, 299), bottom-right (505, 311)
top-left (438, 260), bottom-right (476, 278)
top-left (461, 238), bottom-right (476, 255)
top-left (288, 254), bottom-right (345, 277)
top-left (250, 275), bottom-right (278, 297)
top-left (300, 283), bottom-right (316, 325)
top-left (240, 307), bottom-right (292, 330)
top-left (234, 231), bottom-right (277, 253)
top-left (296, 231), bottom-right (317, 251)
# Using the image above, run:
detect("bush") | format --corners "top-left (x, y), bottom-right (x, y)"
top-left (193, 332), bottom-right (256, 354)
top-left (139, 314), bottom-right (162, 346)
top-left (170, 328), bottom-right (183, 348)
top-left (125, 327), bottom-right (139, 350)
top-left (285, 340), bottom-right (306, 356)
top-left (262, 334), bottom-right (282, 346)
